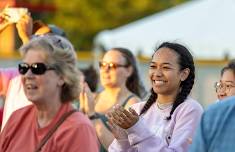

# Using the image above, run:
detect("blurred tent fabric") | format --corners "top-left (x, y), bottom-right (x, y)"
top-left (94, 0), bottom-right (235, 60)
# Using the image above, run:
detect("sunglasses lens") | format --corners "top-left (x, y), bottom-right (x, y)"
top-left (18, 63), bottom-right (29, 75)
top-left (18, 63), bottom-right (49, 75)
top-left (98, 61), bottom-right (126, 70)
top-left (109, 63), bottom-right (116, 69)
top-left (99, 62), bottom-right (105, 68)
top-left (31, 63), bottom-right (47, 75)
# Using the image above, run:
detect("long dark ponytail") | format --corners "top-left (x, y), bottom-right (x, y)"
top-left (140, 42), bottom-right (195, 119)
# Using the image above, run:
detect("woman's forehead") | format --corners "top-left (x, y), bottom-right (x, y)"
top-left (152, 48), bottom-right (179, 64)
top-left (221, 69), bottom-right (235, 80)
top-left (23, 49), bottom-right (47, 62)
top-left (103, 50), bottom-right (126, 63)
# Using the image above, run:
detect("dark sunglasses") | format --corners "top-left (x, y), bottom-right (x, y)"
top-left (18, 62), bottom-right (55, 75)
top-left (99, 61), bottom-right (128, 70)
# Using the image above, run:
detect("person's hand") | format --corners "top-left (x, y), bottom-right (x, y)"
top-left (79, 82), bottom-right (95, 115)
top-left (0, 12), bottom-right (12, 32)
top-left (79, 82), bottom-right (86, 113)
top-left (16, 13), bottom-right (33, 44)
top-left (107, 113), bottom-right (128, 139)
top-left (108, 105), bottom-right (139, 129)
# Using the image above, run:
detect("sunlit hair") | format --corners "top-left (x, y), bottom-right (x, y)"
top-left (19, 35), bottom-right (80, 102)
top-left (110, 47), bottom-right (146, 98)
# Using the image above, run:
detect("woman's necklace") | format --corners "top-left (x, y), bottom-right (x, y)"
top-left (156, 102), bottom-right (173, 110)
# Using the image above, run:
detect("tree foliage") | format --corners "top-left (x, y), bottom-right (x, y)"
top-left (41, 0), bottom-right (190, 50)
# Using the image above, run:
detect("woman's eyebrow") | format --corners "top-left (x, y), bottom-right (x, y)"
top-left (150, 61), bottom-right (174, 66)
top-left (223, 80), bottom-right (235, 84)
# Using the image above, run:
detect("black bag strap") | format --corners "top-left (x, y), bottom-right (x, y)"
top-left (34, 109), bottom-right (77, 152)
top-left (122, 94), bottom-right (135, 107)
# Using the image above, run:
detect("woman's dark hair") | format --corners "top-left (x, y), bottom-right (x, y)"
top-left (140, 42), bottom-right (195, 120)
top-left (221, 60), bottom-right (235, 76)
top-left (80, 65), bottom-right (98, 92)
top-left (111, 47), bottom-right (146, 98)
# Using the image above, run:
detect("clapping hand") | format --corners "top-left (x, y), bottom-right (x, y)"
top-left (107, 113), bottom-right (128, 139)
top-left (107, 105), bottom-right (139, 129)
top-left (79, 82), bottom-right (95, 115)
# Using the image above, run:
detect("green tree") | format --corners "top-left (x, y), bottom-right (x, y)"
top-left (43, 0), bottom-right (190, 50)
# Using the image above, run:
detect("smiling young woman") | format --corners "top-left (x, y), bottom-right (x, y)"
top-left (107, 42), bottom-right (203, 152)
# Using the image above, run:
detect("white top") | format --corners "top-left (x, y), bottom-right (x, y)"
top-left (109, 97), bottom-right (203, 152)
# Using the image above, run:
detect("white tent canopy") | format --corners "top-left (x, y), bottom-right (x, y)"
top-left (94, 0), bottom-right (235, 60)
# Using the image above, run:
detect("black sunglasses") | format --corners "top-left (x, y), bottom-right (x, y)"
top-left (18, 62), bottom-right (55, 75)
top-left (99, 61), bottom-right (128, 70)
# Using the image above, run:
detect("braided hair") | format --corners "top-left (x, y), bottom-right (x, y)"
top-left (140, 42), bottom-right (195, 120)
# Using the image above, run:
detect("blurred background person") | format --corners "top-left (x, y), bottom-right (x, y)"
top-left (1, 10), bottom-right (66, 44)
top-left (0, 35), bottom-right (99, 152)
top-left (80, 47), bottom-right (146, 151)
top-left (215, 60), bottom-right (235, 100)
top-left (16, 14), bottom-right (66, 44)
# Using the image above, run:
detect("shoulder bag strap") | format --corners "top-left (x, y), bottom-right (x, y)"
top-left (34, 109), bottom-right (77, 152)
top-left (122, 94), bottom-right (135, 107)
